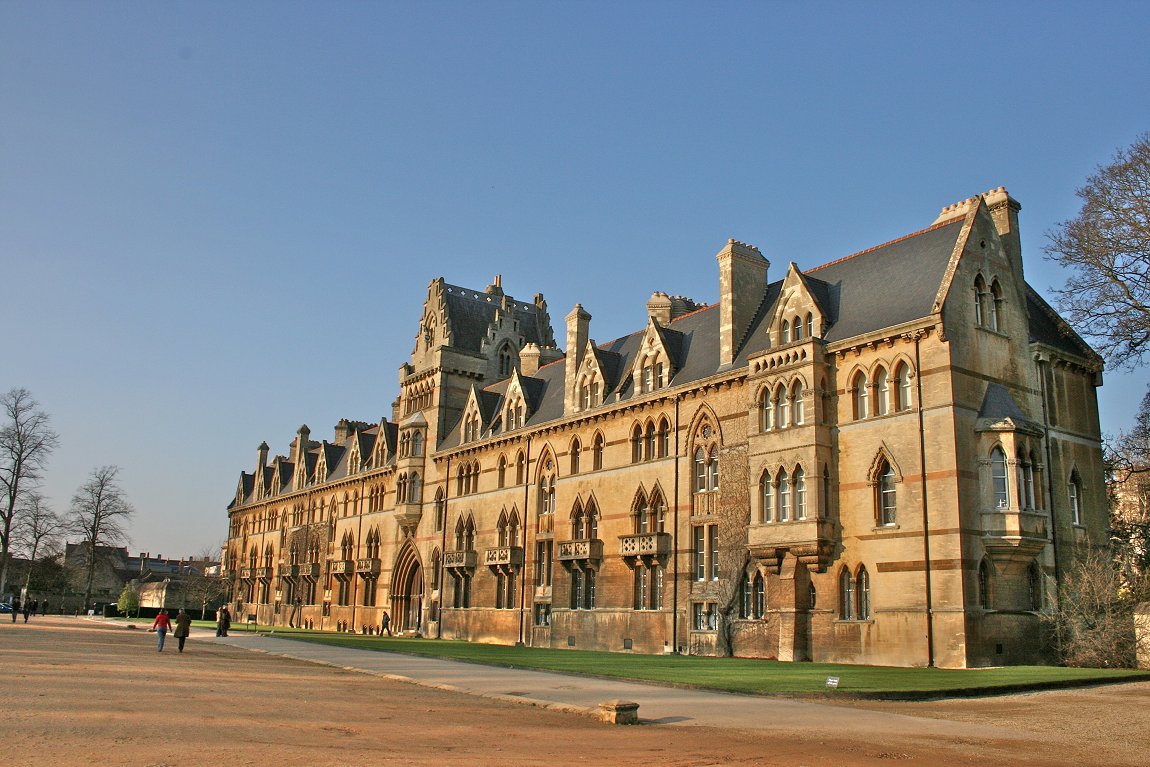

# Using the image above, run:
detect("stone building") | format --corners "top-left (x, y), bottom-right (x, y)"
top-left (223, 187), bottom-right (1107, 667)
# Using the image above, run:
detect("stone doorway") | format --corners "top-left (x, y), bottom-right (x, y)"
top-left (391, 543), bottom-right (424, 633)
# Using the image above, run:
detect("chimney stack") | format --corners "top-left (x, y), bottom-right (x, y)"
top-left (564, 304), bottom-right (591, 413)
top-left (647, 292), bottom-right (673, 325)
top-left (716, 239), bottom-right (769, 366)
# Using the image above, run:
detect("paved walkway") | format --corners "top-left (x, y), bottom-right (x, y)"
top-left (203, 631), bottom-right (1023, 742)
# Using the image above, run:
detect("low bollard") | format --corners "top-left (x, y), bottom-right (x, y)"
top-left (598, 699), bottom-right (640, 725)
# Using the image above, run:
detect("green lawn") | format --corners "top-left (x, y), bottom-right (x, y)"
top-left (252, 629), bottom-right (1148, 697)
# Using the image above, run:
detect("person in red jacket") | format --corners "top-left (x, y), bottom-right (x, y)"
top-left (151, 610), bottom-right (172, 652)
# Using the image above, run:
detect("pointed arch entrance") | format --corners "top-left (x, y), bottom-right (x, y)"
top-left (391, 541), bottom-right (424, 633)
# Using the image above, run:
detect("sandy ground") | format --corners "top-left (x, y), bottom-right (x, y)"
top-left (2, 617), bottom-right (1147, 767)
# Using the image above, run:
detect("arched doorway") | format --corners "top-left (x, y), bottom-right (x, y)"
top-left (391, 542), bottom-right (424, 633)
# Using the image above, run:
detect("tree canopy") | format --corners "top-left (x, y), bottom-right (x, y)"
top-left (1046, 134), bottom-right (1150, 370)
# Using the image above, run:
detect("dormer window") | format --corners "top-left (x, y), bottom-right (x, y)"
top-left (792, 315), bottom-right (803, 341)
top-left (498, 342), bottom-right (516, 377)
top-left (578, 373), bottom-right (601, 410)
top-left (781, 319), bottom-right (791, 344)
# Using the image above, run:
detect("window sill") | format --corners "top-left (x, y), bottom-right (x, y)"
top-left (872, 523), bottom-right (900, 532)
top-left (833, 619), bottom-right (875, 625)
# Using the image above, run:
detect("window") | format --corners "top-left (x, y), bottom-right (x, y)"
top-left (774, 385), bottom-right (787, 429)
top-left (805, 313), bottom-right (814, 339)
top-left (452, 571), bottom-right (471, 608)
top-left (657, 418), bottom-right (670, 458)
top-left (856, 567), bottom-right (870, 619)
top-left (706, 447), bottom-right (719, 491)
top-left (1069, 471), bottom-right (1083, 525)
top-left (791, 381), bottom-right (804, 425)
top-left (794, 466), bottom-right (806, 520)
top-left (515, 451), bottom-right (525, 484)
top-left (644, 421), bottom-right (656, 461)
top-left (570, 568), bottom-right (595, 609)
top-left (753, 573), bottom-right (765, 619)
top-left (894, 362), bottom-right (912, 411)
top-left (694, 448), bottom-right (706, 493)
top-left (878, 461), bottom-right (896, 526)
top-left (570, 438), bottom-right (581, 475)
top-left (740, 572), bottom-right (752, 618)
top-left (431, 550), bottom-right (441, 590)
top-left (411, 430), bottom-right (423, 456)
top-left (991, 447), bottom-right (1009, 509)
top-left (498, 342), bottom-right (515, 377)
top-left (792, 315), bottom-right (803, 341)
top-left (760, 387), bottom-right (773, 431)
top-left (632, 425), bottom-right (644, 464)
top-left (497, 455), bottom-right (507, 488)
top-left (693, 602), bottom-right (718, 631)
top-left (694, 526), bottom-right (707, 580)
top-left (1017, 450), bottom-right (1035, 510)
top-left (534, 603), bottom-right (551, 626)
top-left (777, 469), bottom-right (790, 522)
top-left (978, 559), bottom-right (992, 609)
top-left (874, 367), bottom-right (889, 416)
top-left (634, 565), bottom-right (662, 611)
top-left (989, 280), bottom-right (1003, 331)
top-left (852, 372), bottom-right (868, 419)
top-left (592, 433), bottom-right (604, 470)
top-left (760, 470), bottom-right (773, 523)
top-left (535, 540), bottom-right (553, 587)
top-left (808, 582), bottom-right (817, 610)
top-left (708, 526), bottom-right (719, 580)
top-left (840, 567), bottom-right (855, 620)
top-left (974, 275), bottom-right (987, 326)
top-left (781, 319), bottom-right (791, 343)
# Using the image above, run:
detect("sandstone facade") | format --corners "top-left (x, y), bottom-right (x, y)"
top-left (224, 188), bottom-right (1106, 667)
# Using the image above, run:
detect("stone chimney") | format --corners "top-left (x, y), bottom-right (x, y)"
top-left (716, 239), bottom-right (769, 366)
top-left (520, 343), bottom-right (542, 376)
top-left (257, 441), bottom-right (269, 474)
top-left (647, 292), bottom-right (673, 325)
top-left (565, 304), bottom-right (591, 412)
top-left (334, 418), bottom-right (352, 443)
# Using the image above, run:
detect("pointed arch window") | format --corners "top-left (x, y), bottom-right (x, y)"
top-left (978, 558), bottom-right (992, 609)
top-left (839, 567), bottom-right (855, 620)
top-left (853, 372), bottom-right (869, 420)
top-left (878, 461), bottom-right (896, 526)
top-left (592, 433), bottom-right (604, 471)
top-left (805, 313), bottom-right (814, 339)
top-left (631, 424), bottom-right (644, 464)
top-left (657, 418), bottom-right (670, 458)
top-left (989, 280), bottom-right (1003, 331)
top-left (1069, 471), bottom-right (1083, 525)
top-left (821, 464), bottom-right (831, 518)
top-left (694, 447), bottom-right (707, 493)
top-left (974, 274), bottom-right (987, 326)
top-left (497, 455), bottom-right (507, 488)
top-left (1017, 449), bottom-right (1035, 510)
top-left (434, 489), bottom-right (445, 532)
top-left (792, 315), bottom-right (803, 341)
top-left (644, 421), bottom-right (656, 461)
top-left (515, 451), bottom-right (526, 485)
top-left (856, 566), bottom-right (871, 619)
top-left (991, 447), bottom-right (1009, 509)
top-left (790, 380), bottom-right (805, 425)
top-left (775, 469), bottom-right (789, 521)
top-left (760, 387), bottom-right (773, 431)
top-left (760, 470), bottom-right (773, 523)
top-left (794, 466), bottom-right (806, 520)
top-left (570, 438), bottom-right (581, 475)
top-left (874, 367), bottom-right (889, 416)
top-left (706, 447), bottom-right (719, 491)
top-left (894, 362), bottom-right (912, 411)
top-left (781, 319), bottom-right (791, 344)
top-left (498, 342), bottom-right (516, 377)
top-left (774, 384), bottom-right (787, 429)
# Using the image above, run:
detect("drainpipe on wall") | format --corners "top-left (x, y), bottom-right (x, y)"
top-left (1036, 357), bottom-right (1062, 589)
top-left (437, 455), bottom-right (450, 639)
top-left (518, 436), bottom-right (532, 646)
top-left (672, 395), bottom-right (681, 654)
top-left (914, 332), bottom-right (936, 667)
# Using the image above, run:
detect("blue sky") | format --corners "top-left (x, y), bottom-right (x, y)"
top-left (2, 2), bottom-right (1148, 557)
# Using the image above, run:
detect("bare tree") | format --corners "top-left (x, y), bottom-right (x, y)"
top-left (66, 466), bottom-right (134, 609)
top-left (0, 388), bottom-right (60, 595)
top-left (14, 491), bottom-right (63, 594)
top-left (1045, 134), bottom-right (1150, 369)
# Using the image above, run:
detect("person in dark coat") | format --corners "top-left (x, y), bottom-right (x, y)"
top-left (173, 609), bottom-right (192, 653)
top-left (10, 597), bottom-right (19, 623)
top-left (215, 605), bottom-right (231, 637)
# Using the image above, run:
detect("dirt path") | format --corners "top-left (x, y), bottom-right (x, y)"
top-left (2, 617), bottom-right (1146, 766)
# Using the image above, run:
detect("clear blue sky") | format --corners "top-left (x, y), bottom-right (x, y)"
top-left (2, 2), bottom-right (1148, 558)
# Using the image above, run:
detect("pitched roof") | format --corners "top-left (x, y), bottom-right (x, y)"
top-left (443, 283), bottom-right (550, 354)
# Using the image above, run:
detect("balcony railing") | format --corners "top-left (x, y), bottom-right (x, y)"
top-left (746, 518), bottom-right (837, 571)
top-left (329, 559), bottom-right (354, 576)
top-left (239, 568), bottom-right (254, 580)
top-left (444, 550), bottom-right (477, 569)
top-left (356, 557), bottom-right (381, 575)
top-left (278, 564), bottom-right (295, 578)
top-left (484, 546), bottom-right (525, 567)
top-left (298, 563), bottom-right (320, 578)
top-left (255, 567), bottom-right (274, 579)
top-left (618, 532), bottom-right (672, 558)
top-left (556, 538), bottom-right (604, 562)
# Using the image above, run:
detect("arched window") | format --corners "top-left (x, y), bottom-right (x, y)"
top-left (760, 470), bottom-right (773, 523)
top-left (456, 464), bottom-right (467, 496)
top-left (571, 502), bottom-right (586, 539)
top-left (974, 274), bottom-right (987, 326)
top-left (777, 469), bottom-right (790, 522)
top-left (839, 567), bottom-right (855, 620)
top-left (409, 472), bottom-right (421, 503)
top-left (631, 424), bottom-right (644, 464)
top-left (539, 475), bottom-right (555, 517)
top-left (586, 501), bottom-right (599, 539)
top-left (792, 315), bottom-right (803, 341)
top-left (856, 566), bottom-right (871, 620)
top-left (852, 372), bottom-right (869, 420)
top-left (431, 549), bottom-right (441, 590)
top-left (781, 319), bottom-right (791, 344)
top-left (694, 447), bottom-right (707, 493)
top-left (790, 380), bottom-right (804, 425)
top-left (1017, 449), bottom-right (1035, 509)
top-left (894, 362), bottom-right (912, 411)
top-left (874, 367), bottom-right (889, 416)
top-left (434, 489), bottom-right (445, 531)
top-left (878, 460), bottom-right (896, 526)
top-left (635, 490), bottom-right (650, 533)
top-left (808, 582), bottom-right (817, 610)
top-left (497, 511), bottom-right (510, 547)
top-left (592, 433), bottom-right (604, 470)
top-left (498, 342), bottom-right (515, 377)
top-left (991, 447), bottom-right (1009, 509)
top-left (411, 430), bottom-right (423, 456)
top-left (649, 489), bottom-right (666, 533)
top-left (1069, 471), bottom-right (1083, 525)
top-left (805, 313), bottom-right (814, 339)
top-left (821, 464), bottom-right (831, 518)
top-left (760, 387), bottom-right (773, 431)
top-left (793, 466), bottom-right (806, 520)
top-left (644, 421), bottom-right (656, 461)
top-left (497, 455), bottom-right (507, 488)
top-left (570, 438), bottom-right (581, 475)
top-left (657, 418), bottom-right (670, 458)
top-left (989, 280), bottom-right (1003, 331)
top-left (454, 518), bottom-right (465, 550)
top-left (978, 558), bottom-right (992, 610)
top-left (515, 451), bottom-right (525, 485)
top-left (741, 571), bottom-right (752, 618)
top-left (753, 573), bottom-right (765, 619)
top-left (706, 447), bottom-right (719, 491)
top-left (774, 384), bottom-right (787, 429)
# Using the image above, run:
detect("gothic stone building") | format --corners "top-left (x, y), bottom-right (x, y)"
top-left (224, 187), bottom-right (1106, 667)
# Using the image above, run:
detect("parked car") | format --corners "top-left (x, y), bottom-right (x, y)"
top-left (0, 602), bottom-right (12, 614)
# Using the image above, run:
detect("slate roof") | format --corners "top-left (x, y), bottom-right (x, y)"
top-left (1025, 287), bottom-right (1099, 363)
top-left (443, 283), bottom-right (549, 354)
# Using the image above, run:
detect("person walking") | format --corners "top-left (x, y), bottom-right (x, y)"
top-left (381, 610), bottom-right (392, 637)
top-left (29, 599), bottom-right (38, 618)
top-left (173, 609), bottom-right (192, 653)
top-left (22, 599), bottom-right (31, 623)
top-left (40, 600), bottom-right (48, 616)
top-left (10, 597), bottom-right (19, 623)
top-left (151, 610), bottom-right (172, 652)
top-left (215, 605), bottom-right (231, 637)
